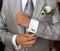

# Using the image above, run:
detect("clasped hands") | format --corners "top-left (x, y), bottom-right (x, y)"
top-left (16, 12), bottom-right (38, 48)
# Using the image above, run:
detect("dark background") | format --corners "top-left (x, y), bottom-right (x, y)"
top-left (0, 0), bottom-right (5, 51)
top-left (0, 0), bottom-right (3, 12)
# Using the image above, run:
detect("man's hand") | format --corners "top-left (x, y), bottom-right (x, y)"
top-left (16, 12), bottom-right (31, 28)
top-left (16, 34), bottom-right (38, 48)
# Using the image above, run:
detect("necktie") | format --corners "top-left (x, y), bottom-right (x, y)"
top-left (24, 0), bottom-right (34, 33)
top-left (24, 0), bottom-right (34, 18)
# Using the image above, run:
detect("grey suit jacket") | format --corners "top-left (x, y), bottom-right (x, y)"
top-left (0, 0), bottom-right (60, 51)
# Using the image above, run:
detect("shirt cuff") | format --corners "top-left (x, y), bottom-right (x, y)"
top-left (27, 19), bottom-right (39, 33)
top-left (12, 35), bottom-right (21, 50)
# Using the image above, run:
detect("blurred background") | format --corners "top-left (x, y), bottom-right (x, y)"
top-left (0, 0), bottom-right (3, 12)
top-left (0, 0), bottom-right (5, 51)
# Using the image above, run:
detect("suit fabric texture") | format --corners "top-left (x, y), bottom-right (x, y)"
top-left (0, 0), bottom-right (60, 51)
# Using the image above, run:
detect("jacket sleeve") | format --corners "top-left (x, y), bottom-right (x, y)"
top-left (34, 1), bottom-right (60, 40)
top-left (0, 14), bottom-right (15, 49)
top-left (0, 0), bottom-right (15, 49)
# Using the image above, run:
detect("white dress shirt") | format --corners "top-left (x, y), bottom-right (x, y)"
top-left (22, 0), bottom-right (36, 11)
top-left (12, 0), bottom-right (39, 50)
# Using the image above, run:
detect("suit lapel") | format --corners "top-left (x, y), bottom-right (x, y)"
top-left (33, 0), bottom-right (45, 19)
top-left (19, 0), bottom-right (22, 11)
top-left (15, 0), bottom-right (22, 12)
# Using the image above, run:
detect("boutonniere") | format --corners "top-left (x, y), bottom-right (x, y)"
top-left (41, 6), bottom-right (55, 15)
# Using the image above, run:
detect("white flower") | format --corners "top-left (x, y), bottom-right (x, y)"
top-left (44, 6), bottom-right (52, 13)
top-left (41, 6), bottom-right (54, 15)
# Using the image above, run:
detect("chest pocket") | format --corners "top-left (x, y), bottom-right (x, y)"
top-left (38, 0), bottom-right (55, 24)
